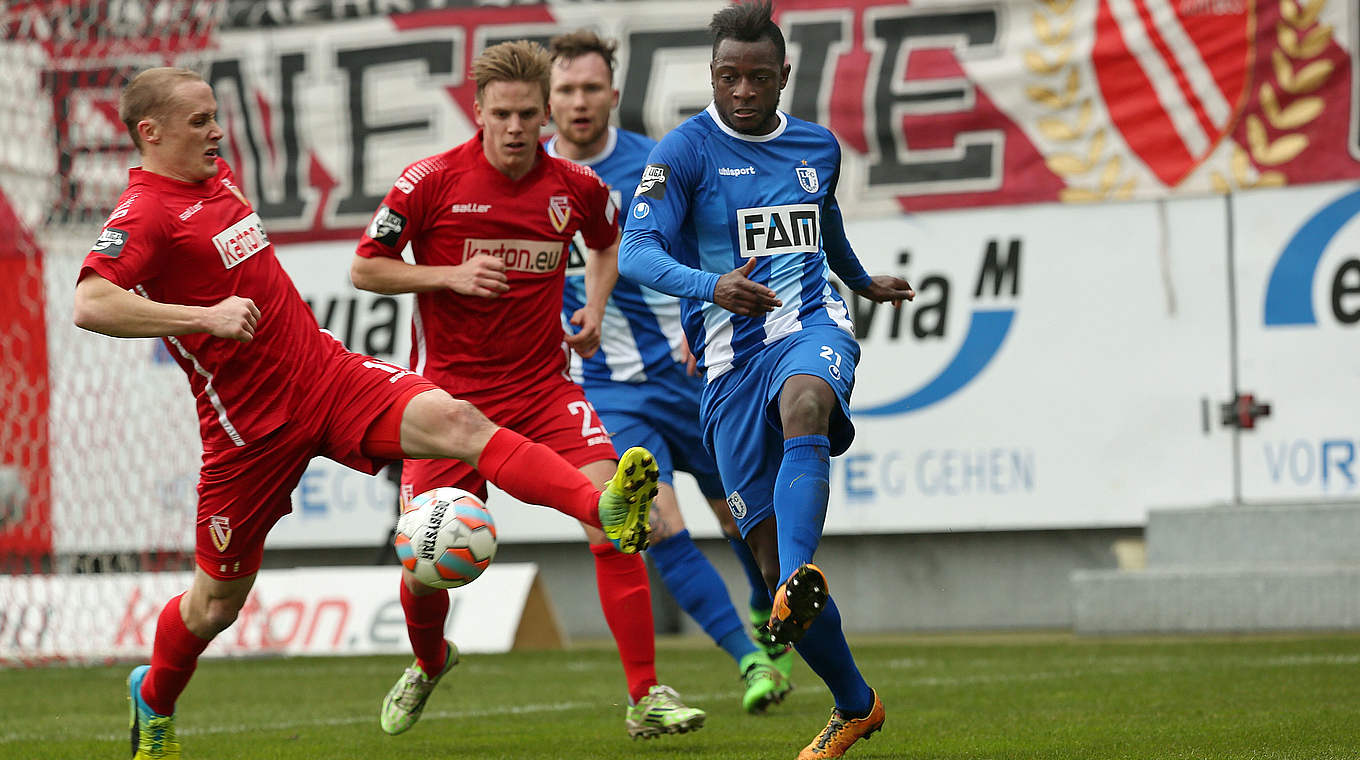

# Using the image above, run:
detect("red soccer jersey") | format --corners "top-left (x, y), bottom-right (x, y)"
top-left (355, 132), bottom-right (619, 402)
top-left (80, 159), bottom-right (329, 450)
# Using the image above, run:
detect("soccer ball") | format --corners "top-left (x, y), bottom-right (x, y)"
top-left (394, 487), bottom-right (498, 589)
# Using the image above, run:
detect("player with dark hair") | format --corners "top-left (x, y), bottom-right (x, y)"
top-left (547, 28), bottom-right (795, 714)
top-left (618, 2), bottom-right (915, 758)
top-left (76, 66), bottom-right (655, 760)
top-left (544, 28), bottom-right (794, 712)
top-left (351, 41), bottom-right (704, 740)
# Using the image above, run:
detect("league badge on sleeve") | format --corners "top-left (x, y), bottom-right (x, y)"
top-left (367, 204), bottom-right (406, 247)
top-left (635, 164), bottom-right (669, 199)
top-left (796, 165), bottom-right (819, 194)
top-left (91, 227), bottom-right (127, 257)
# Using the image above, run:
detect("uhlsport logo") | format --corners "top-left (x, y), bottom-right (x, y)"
top-left (854, 239), bottom-right (1020, 417)
top-left (1263, 187), bottom-right (1360, 327)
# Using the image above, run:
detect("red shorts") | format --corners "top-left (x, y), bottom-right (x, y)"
top-left (401, 377), bottom-right (617, 508)
top-left (196, 345), bottom-right (437, 579)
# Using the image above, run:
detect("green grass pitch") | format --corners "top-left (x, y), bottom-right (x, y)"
top-left (3, 633), bottom-right (1359, 759)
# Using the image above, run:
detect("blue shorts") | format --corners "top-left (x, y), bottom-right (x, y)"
top-left (584, 362), bottom-right (726, 500)
top-left (701, 326), bottom-right (860, 538)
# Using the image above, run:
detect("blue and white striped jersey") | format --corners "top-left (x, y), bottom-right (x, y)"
top-left (547, 126), bottom-right (687, 385)
top-left (618, 105), bottom-right (872, 380)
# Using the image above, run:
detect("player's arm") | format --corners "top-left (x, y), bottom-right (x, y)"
top-left (73, 274), bottom-right (259, 342)
top-left (822, 157), bottom-right (914, 307)
top-left (350, 253), bottom-right (509, 298)
top-left (564, 230), bottom-right (620, 359)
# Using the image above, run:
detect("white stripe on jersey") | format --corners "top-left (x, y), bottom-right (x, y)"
top-left (822, 284), bottom-right (854, 333)
top-left (412, 302), bottom-right (428, 375)
top-left (139, 285), bottom-right (246, 447)
top-left (703, 309), bottom-right (736, 381)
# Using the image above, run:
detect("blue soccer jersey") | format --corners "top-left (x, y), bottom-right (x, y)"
top-left (618, 104), bottom-right (872, 380)
top-left (548, 127), bottom-right (687, 385)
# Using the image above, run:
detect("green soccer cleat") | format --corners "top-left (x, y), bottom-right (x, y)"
top-left (739, 654), bottom-right (793, 714)
top-left (599, 446), bottom-right (659, 554)
top-left (128, 665), bottom-right (180, 759)
top-left (751, 605), bottom-right (796, 679)
top-left (380, 640), bottom-right (459, 735)
top-left (625, 684), bottom-right (706, 739)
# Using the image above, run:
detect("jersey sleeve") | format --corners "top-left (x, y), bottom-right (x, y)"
top-left (576, 165), bottom-right (620, 251)
top-left (618, 131), bottom-right (721, 302)
top-left (78, 193), bottom-right (170, 288)
top-left (820, 139), bottom-right (872, 291)
top-left (354, 164), bottom-right (432, 260)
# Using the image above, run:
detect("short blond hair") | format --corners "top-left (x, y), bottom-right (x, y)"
top-left (119, 67), bottom-right (205, 151)
top-left (471, 40), bottom-right (551, 104)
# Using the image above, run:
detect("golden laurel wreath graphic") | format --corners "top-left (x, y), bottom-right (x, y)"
top-left (1027, 0), bottom-right (1136, 202)
top-left (1210, 0), bottom-right (1333, 192)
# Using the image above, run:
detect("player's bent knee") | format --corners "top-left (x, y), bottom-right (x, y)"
top-left (403, 392), bottom-right (496, 461)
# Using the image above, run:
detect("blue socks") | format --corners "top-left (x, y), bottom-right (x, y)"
top-left (649, 530), bottom-right (758, 665)
top-left (774, 434), bottom-right (831, 581)
top-left (727, 534), bottom-right (773, 612)
top-left (794, 596), bottom-right (873, 715)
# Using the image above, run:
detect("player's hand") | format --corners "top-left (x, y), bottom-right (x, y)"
top-left (714, 258), bottom-right (781, 317)
top-left (854, 275), bottom-right (915, 308)
top-left (448, 254), bottom-right (509, 298)
top-left (203, 296), bottom-right (259, 342)
top-left (679, 337), bottom-right (699, 377)
top-left (565, 306), bottom-right (603, 358)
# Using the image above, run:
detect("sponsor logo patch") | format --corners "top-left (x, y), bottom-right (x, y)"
top-left (632, 202), bottom-right (650, 220)
top-left (463, 238), bottom-right (564, 273)
top-left (92, 227), bottom-right (127, 257)
top-left (726, 491), bottom-right (747, 519)
top-left (451, 202), bottom-right (491, 214)
top-left (209, 515), bottom-right (232, 552)
top-left (178, 201), bottom-right (203, 221)
top-left (634, 164), bottom-right (669, 199)
top-left (367, 205), bottom-right (406, 247)
top-left (211, 213), bottom-right (270, 269)
top-left (736, 203), bottom-right (820, 258)
top-left (549, 194), bottom-right (572, 233)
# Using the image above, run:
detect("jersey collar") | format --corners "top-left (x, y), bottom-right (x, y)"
top-left (545, 126), bottom-right (617, 166)
top-left (704, 102), bottom-right (788, 142)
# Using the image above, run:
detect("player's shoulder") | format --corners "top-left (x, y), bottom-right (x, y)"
top-left (615, 128), bottom-right (658, 154)
top-left (548, 153), bottom-right (608, 189)
top-left (392, 145), bottom-right (465, 194)
top-left (652, 114), bottom-right (711, 158)
top-left (782, 112), bottom-right (839, 144)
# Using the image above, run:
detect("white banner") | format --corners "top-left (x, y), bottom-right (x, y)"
top-left (1233, 181), bottom-right (1360, 501)
top-left (0, 564), bottom-right (547, 664)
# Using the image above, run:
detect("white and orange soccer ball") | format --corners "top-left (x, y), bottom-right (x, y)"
top-left (394, 487), bottom-right (498, 589)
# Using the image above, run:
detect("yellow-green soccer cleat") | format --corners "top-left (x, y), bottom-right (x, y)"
top-left (797, 689), bottom-right (885, 759)
top-left (739, 654), bottom-right (793, 714)
top-left (751, 605), bottom-right (796, 679)
top-left (599, 446), bottom-right (659, 554)
top-left (380, 640), bottom-right (459, 735)
top-left (764, 563), bottom-right (830, 647)
top-left (128, 665), bottom-right (180, 759)
top-left (625, 684), bottom-right (706, 739)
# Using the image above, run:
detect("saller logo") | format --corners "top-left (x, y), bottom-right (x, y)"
top-left (635, 164), bottom-right (669, 199)
top-left (737, 204), bottom-right (820, 258)
top-left (211, 213), bottom-right (270, 269)
top-left (464, 238), bottom-right (563, 273)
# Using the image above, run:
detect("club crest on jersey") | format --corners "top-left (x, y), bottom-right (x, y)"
top-left (796, 165), bottom-right (819, 193)
top-left (635, 164), bottom-right (668, 199)
top-left (737, 204), bottom-right (820, 258)
top-left (726, 491), bottom-right (747, 519)
top-left (548, 195), bottom-right (571, 233)
top-left (212, 212), bottom-right (270, 270)
top-left (209, 515), bottom-right (232, 552)
top-left (220, 177), bottom-right (250, 208)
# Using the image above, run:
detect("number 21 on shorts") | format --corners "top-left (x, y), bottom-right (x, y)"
top-left (820, 344), bottom-right (843, 380)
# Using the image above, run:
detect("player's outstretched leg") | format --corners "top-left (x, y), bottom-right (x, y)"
top-left (598, 446), bottom-right (659, 554)
top-left (380, 640), bottom-right (459, 735)
top-left (765, 563), bottom-right (830, 647)
top-left (128, 665), bottom-right (180, 759)
top-left (625, 684), bottom-right (707, 739)
top-left (798, 689), bottom-right (886, 760)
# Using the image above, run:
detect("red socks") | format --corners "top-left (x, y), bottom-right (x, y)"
top-left (476, 428), bottom-right (602, 528)
top-left (400, 580), bottom-right (451, 675)
top-left (141, 594), bottom-right (212, 716)
top-left (590, 543), bottom-right (657, 702)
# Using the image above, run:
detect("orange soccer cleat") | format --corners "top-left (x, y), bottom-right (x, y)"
top-left (764, 563), bottom-right (830, 646)
top-left (797, 689), bottom-right (885, 760)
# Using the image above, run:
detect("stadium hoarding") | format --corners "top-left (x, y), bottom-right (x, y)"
top-left (0, 563), bottom-right (554, 664)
